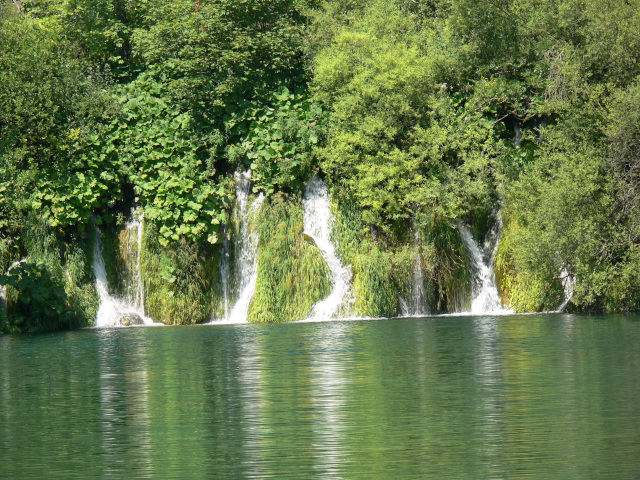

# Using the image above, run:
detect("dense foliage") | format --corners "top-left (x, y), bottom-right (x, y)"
top-left (2, 0), bottom-right (640, 331)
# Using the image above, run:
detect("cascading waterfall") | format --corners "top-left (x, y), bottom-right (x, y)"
top-left (557, 267), bottom-right (575, 312)
top-left (219, 223), bottom-right (231, 319)
top-left (117, 212), bottom-right (147, 312)
top-left (93, 222), bottom-right (154, 327)
top-left (398, 294), bottom-right (410, 316)
top-left (134, 215), bottom-right (145, 312)
top-left (459, 223), bottom-right (511, 315)
top-left (410, 219), bottom-right (427, 316)
top-left (303, 176), bottom-right (352, 320)
top-left (225, 170), bottom-right (264, 323)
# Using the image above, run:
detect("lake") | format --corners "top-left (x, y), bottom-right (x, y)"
top-left (1, 314), bottom-right (640, 479)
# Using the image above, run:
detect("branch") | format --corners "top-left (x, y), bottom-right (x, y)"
top-left (12, 0), bottom-right (25, 14)
top-left (493, 111), bottom-right (515, 124)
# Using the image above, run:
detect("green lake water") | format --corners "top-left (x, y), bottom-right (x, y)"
top-left (1, 314), bottom-right (640, 479)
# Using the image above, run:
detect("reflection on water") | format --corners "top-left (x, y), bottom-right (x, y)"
top-left (472, 316), bottom-right (505, 477)
top-left (98, 329), bottom-right (153, 477)
top-left (237, 330), bottom-right (271, 479)
top-left (310, 322), bottom-right (352, 479)
top-left (1, 315), bottom-right (640, 479)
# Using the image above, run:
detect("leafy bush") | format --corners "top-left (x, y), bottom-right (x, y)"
top-left (0, 262), bottom-right (72, 333)
top-left (103, 72), bottom-right (232, 245)
top-left (227, 87), bottom-right (328, 195)
top-left (0, 15), bottom-right (110, 234)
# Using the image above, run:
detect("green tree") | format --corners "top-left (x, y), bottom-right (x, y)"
top-left (132, 0), bottom-right (313, 113)
top-left (0, 14), bottom-right (113, 233)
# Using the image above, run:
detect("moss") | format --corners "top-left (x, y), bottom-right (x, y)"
top-left (249, 193), bottom-right (331, 323)
top-left (331, 192), bottom-right (400, 317)
top-left (99, 224), bottom-right (121, 294)
top-left (425, 221), bottom-right (472, 313)
top-left (352, 247), bottom-right (397, 317)
top-left (21, 212), bottom-right (64, 278)
top-left (390, 244), bottom-right (437, 314)
top-left (0, 236), bottom-right (19, 274)
top-left (330, 191), bottom-right (471, 315)
top-left (141, 223), bottom-right (219, 325)
top-left (390, 246), bottom-right (414, 309)
top-left (0, 214), bottom-right (97, 331)
top-left (495, 211), bottom-right (564, 312)
top-left (99, 222), bottom-right (128, 296)
top-left (64, 281), bottom-right (100, 327)
top-left (330, 191), bottom-right (369, 266)
top-left (62, 230), bottom-right (99, 326)
top-left (208, 241), bottom-right (226, 321)
top-left (64, 230), bottom-right (95, 287)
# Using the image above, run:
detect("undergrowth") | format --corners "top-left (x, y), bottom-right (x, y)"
top-left (1, 213), bottom-right (97, 333)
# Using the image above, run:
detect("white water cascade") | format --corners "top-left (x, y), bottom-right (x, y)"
top-left (126, 213), bottom-right (146, 311)
top-left (224, 170), bottom-right (264, 323)
top-left (398, 294), bottom-right (410, 316)
top-left (303, 176), bottom-right (352, 320)
top-left (459, 224), bottom-right (512, 315)
top-left (557, 267), bottom-right (575, 312)
top-left (93, 219), bottom-right (154, 327)
top-left (219, 223), bottom-right (231, 319)
top-left (410, 219), bottom-right (427, 316)
top-left (411, 255), bottom-right (427, 315)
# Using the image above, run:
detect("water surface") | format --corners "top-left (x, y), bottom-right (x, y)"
top-left (1, 314), bottom-right (640, 479)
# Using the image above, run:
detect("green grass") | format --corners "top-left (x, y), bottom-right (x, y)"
top-left (352, 247), bottom-right (397, 317)
top-left (249, 193), bottom-right (331, 323)
top-left (141, 223), bottom-right (220, 325)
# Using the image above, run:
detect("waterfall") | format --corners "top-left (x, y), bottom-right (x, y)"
top-left (410, 219), bottom-right (427, 315)
top-left (225, 170), bottom-right (264, 323)
top-left (219, 223), bottom-right (231, 319)
top-left (398, 294), bottom-right (409, 316)
top-left (134, 215), bottom-right (145, 312)
top-left (303, 176), bottom-right (352, 320)
top-left (411, 255), bottom-right (426, 315)
top-left (93, 224), bottom-right (154, 327)
top-left (514, 122), bottom-right (523, 147)
top-left (459, 223), bottom-right (511, 315)
top-left (557, 267), bottom-right (575, 312)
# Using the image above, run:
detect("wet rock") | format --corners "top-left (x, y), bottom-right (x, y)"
top-left (119, 312), bottom-right (144, 326)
